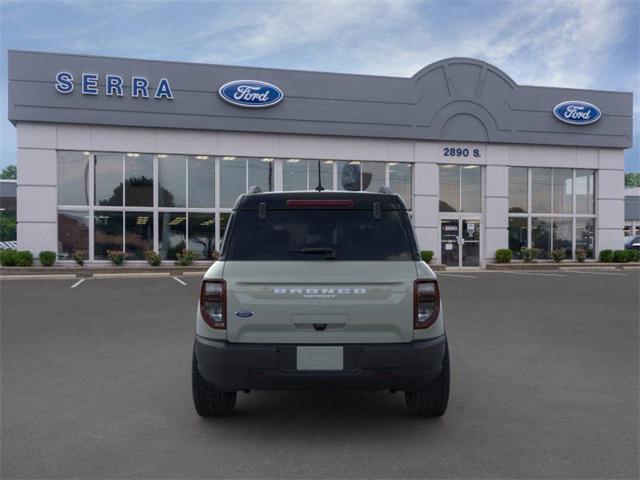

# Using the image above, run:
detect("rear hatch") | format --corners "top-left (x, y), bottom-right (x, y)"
top-left (221, 194), bottom-right (419, 344)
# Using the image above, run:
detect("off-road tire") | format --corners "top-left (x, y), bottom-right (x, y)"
top-left (405, 342), bottom-right (450, 417)
top-left (192, 352), bottom-right (237, 417)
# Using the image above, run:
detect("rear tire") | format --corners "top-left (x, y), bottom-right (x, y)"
top-left (192, 351), bottom-right (237, 417)
top-left (405, 342), bottom-right (450, 417)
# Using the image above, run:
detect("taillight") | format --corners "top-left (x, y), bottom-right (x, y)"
top-left (200, 279), bottom-right (226, 329)
top-left (414, 279), bottom-right (440, 329)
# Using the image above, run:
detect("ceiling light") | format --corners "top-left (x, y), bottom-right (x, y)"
top-left (323, 160), bottom-right (334, 164)
top-left (262, 158), bottom-right (273, 162)
top-left (195, 155), bottom-right (209, 160)
top-left (287, 159), bottom-right (300, 163)
top-left (388, 162), bottom-right (398, 166)
top-left (126, 153), bottom-right (140, 157)
top-left (222, 156), bottom-right (236, 161)
top-left (158, 154), bottom-right (167, 159)
top-left (169, 216), bottom-right (186, 225)
top-left (82, 151), bottom-right (91, 156)
top-left (441, 164), bottom-right (455, 168)
top-left (349, 161), bottom-right (360, 165)
top-left (463, 165), bottom-right (479, 169)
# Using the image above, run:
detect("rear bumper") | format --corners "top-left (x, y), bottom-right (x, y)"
top-left (194, 335), bottom-right (447, 392)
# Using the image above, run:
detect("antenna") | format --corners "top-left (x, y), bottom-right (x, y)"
top-left (314, 160), bottom-right (325, 192)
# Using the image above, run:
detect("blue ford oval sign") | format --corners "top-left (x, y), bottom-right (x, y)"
top-left (235, 310), bottom-right (255, 318)
top-left (553, 100), bottom-right (601, 125)
top-left (219, 80), bottom-right (284, 108)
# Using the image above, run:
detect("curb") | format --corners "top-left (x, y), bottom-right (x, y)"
top-left (486, 262), bottom-right (638, 271)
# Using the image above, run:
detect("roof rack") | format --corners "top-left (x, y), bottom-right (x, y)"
top-left (247, 185), bottom-right (262, 194)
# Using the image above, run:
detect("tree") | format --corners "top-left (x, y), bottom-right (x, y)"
top-left (1, 165), bottom-right (16, 179)
top-left (625, 173), bottom-right (640, 188)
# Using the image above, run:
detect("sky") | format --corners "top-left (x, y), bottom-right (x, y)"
top-left (0, 0), bottom-right (638, 172)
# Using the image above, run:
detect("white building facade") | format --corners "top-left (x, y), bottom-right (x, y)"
top-left (8, 51), bottom-right (633, 267)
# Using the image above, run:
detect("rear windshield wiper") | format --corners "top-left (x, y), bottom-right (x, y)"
top-left (289, 247), bottom-right (337, 260)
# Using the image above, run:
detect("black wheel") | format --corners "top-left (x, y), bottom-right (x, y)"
top-left (192, 351), bottom-right (237, 417)
top-left (405, 342), bottom-right (450, 417)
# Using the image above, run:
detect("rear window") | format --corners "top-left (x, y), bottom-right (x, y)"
top-left (223, 209), bottom-right (417, 261)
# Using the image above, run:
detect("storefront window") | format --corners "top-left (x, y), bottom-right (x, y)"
top-left (158, 155), bottom-right (186, 207)
top-left (576, 218), bottom-right (595, 258)
top-left (124, 153), bottom-right (153, 207)
top-left (461, 165), bottom-right (481, 212)
top-left (283, 159), bottom-right (307, 191)
top-left (531, 217), bottom-right (551, 259)
top-left (188, 213), bottom-right (215, 259)
top-left (389, 163), bottom-right (412, 209)
top-left (188, 156), bottom-right (215, 208)
top-left (58, 151), bottom-right (90, 205)
top-left (309, 160), bottom-right (333, 191)
top-left (361, 161), bottom-right (386, 192)
top-left (125, 212), bottom-right (153, 260)
top-left (338, 161), bottom-right (361, 191)
top-left (248, 158), bottom-right (274, 193)
top-left (94, 211), bottom-right (123, 259)
top-left (58, 210), bottom-right (89, 259)
top-left (575, 170), bottom-right (595, 214)
top-left (508, 217), bottom-right (527, 258)
top-left (508, 167), bottom-right (528, 213)
top-left (95, 153), bottom-right (123, 206)
top-left (552, 217), bottom-right (572, 258)
top-left (159, 212), bottom-right (186, 260)
top-left (531, 168), bottom-right (552, 213)
top-left (552, 169), bottom-right (572, 214)
top-left (220, 157), bottom-right (246, 208)
top-left (439, 165), bottom-right (459, 212)
top-left (220, 212), bottom-right (231, 250)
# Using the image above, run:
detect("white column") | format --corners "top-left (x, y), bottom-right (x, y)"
top-left (413, 142), bottom-right (439, 262)
top-left (596, 149), bottom-right (625, 252)
top-left (484, 165), bottom-right (509, 263)
top-left (16, 123), bottom-right (58, 256)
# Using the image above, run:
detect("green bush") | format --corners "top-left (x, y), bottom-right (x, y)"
top-left (211, 250), bottom-right (220, 261)
top-left (626, 249), bottom-right (639, 262)
top-left (420, 250), bottom-right (434, 264)
top-left (551, 249), bottom-right (565, 263)
top-left (144, 250), bottom-right (161, 266)
top-left (599, 249), bottom-right (614, 262)
top-left (39, 250), bottom-right (56, 267)
top-left (613, 250), bottom-right (628, 263)
top-left (520, 247), bottom-right (537, 263)
top-left (0, 249), bottom-right (18, 266)
top-left (72, 250), bottom-right (87, 266)
top-left (107, 250), bottom-right (127, 266)
top-left (575, 249), bottom-right (587, 263)
top-left (175, 249), bottom-right (195, 266)
top-left (15, 250), bottom-right (34, 267)
top-left (495, 249), bottom-right (512, 263)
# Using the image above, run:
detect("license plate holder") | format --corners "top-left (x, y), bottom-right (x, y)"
top-left (296, 346), bottom-right (344, 371)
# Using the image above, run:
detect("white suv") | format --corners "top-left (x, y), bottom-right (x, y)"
top-left (192, 189), bottom-right (449, 416)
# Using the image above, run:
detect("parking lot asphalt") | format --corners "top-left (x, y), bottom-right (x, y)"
top-left (1, 270), bottom-right (638, 479)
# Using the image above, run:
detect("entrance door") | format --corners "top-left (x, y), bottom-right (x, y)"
top-left (440, 218), bottom-right (480, 267)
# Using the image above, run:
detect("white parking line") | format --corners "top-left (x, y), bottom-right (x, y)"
top-left (500, 271), bottom-right (567, 277)
top-left (568, 270), bottom-right (626, 276)
top-left (172, 276), bottom-right (187, 286)
top-left (70, 278), bottom-right (85, 288)
top-left (438, 273), bottom-right (477, 278)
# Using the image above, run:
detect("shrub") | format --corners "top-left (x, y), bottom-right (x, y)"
top-left (15, 250), bottom-right (34, 267)
top-left (613, 250), bottom-right (628, 263)
top-left (211, 250), bottom-right (220, 261)
top-left (420, 250), bottom-right (434, 264)
top-left (175, 249), bottom-right (195, 266)
top-left (39, 250), bottom-right (57, 267)
top-left (495, 249), bottom-right (512, 263)
top-left (144, 250), bottom-right (161, 266)
top-left (0, 249), bottom-right (18, 266)
top-left (520, 248), bottom-right (533, 263)
top-left (575, 249), bottom-right (587, 263)
top-left (599, 249), bottom-right (614, 262)
top-left (107, 250), bottom-right (127, 266)
top-left (73, 250), bottom-right (87, 266)
top-left (626, 249), bottom-right (639, 262)
top-left (551, 249), bottom-right (565, 263)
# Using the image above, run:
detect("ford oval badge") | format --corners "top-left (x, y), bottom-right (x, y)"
top-left (235, 310), bottom-right (254, 318)
top-left (219, 80), bottom-right (284, 108)
top-left (553, 100), bottom-right (601, 125)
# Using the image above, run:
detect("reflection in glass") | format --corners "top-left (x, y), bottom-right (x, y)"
top-left (508, 217), bottom-right (527, 258)
top-left (576, 170), bottom-right (595, 214)
top-left (361, 162), bottom-right (386, 192)
top-left (531, 217), bottom-right (551, 258)
top-left (531, 168), bottom-right (552, 213)
top-left (94, 211), bottom-right (123, 259)
top-left (552, 169), bottom-right (572, 214)
top-left (576, 218), bottom-right (595, 258)
top-left (552, 217), bottom-right (572, 258)
top-left (508, 167), bottom-right (528, 213)
top-left (439, 165), bottom-right (459, 212)
top-left (95, 153), bottom-right (123, 206)
top-left (188, 213), bottom-right (215, 259)
top-left (389, 163), bottom-right (412, 210)
top-left (220, 212), bottom-right (231, 250)
top-left (248, 158), bottom-right (273, 193)
top-left (283, 159), bottom-right (307, 191)
top-left (338, 161), bottom-right (361, 191)
top-left (309, 160), bottom-right (333, 191)
top-left (159, 212), bottom-right (186, 260)
top-left (125, 212), bottom-right (153, 260)
top-left (58, 210), bottom-right (89, 259)
top-left (125, 154), bottom-right (153, 206)
top-left (158, 155), bottom-right (186, 207)
top-left (58, 151), bottom-right (90, 205)
top-left (461, 165), bottom-right (481, 212)
top-left (220, 157), bottom-right (246, 208)
top-left (189, 156), bottom-right (215, 208)
top-left (440, 219), bottom-right (459, 266)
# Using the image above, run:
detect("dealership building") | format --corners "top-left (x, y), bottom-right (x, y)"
top-left (7, 50), bottom-right (633, 267)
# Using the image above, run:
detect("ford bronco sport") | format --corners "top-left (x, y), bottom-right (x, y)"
top-left (192, 188), bottom-right (449, 417)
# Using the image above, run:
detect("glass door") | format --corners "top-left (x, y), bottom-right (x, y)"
top-left (441, 218), bottom-right (481, 267)
top-left (461, 219), bottom-right (480, 267)
top-left (440, 219), bottom-right (459, 267)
